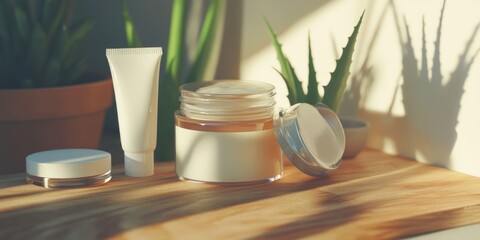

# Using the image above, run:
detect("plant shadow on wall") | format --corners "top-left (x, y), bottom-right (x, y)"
top-left (383, 0), bottom-right (480, 166)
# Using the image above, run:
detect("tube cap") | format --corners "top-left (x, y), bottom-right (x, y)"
top-left (274, 103), bottom-right (345, 177)
top-left (26, 149), bottom-right (111, 178)
top-left (124, 151), bottom-right (154, 177)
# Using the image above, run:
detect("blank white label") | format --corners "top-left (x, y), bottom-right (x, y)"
top-left (175, 127), bottom-right (283, 183)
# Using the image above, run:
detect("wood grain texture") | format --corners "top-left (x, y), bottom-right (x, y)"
top-left (1, 150), bottom-right (480, 239)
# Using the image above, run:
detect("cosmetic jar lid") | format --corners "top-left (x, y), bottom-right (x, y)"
top-left (274, 103), bottom-right (346, 177)
top-left (26, 149), bottom-right (112, 188)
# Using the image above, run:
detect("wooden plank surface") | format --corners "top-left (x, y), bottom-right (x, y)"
top-left (1, 150), bottom-right (480, 239)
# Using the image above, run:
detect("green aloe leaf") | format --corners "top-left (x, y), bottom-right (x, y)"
top-left (288, 59), bottom-right (306, 103)
top-left (1, 0), bottom-right (91, 88)
top-left (27, 23), bottom-right (48, 78)
top-left (0, 0), bottom-right (16, 39)
top-left (0, 1), bottom-right (17, 51)
top-left (21, 78), bottom-right (34, 88)
top-left (42, 59), bottom-right (61, 87)
top-left (43, 0), bottom-right (69, 41)
top-left (51, 27), bottom-right (67, 62)
top-left (16, 0), bottom-right (31, 24)
top-left (322, 12), bottom-right (364, 113)
top-left (60, 19), bottom-right (93, 82)
top-left (62, 19), bottom-right (94, 65)
top-left (122, 0), bottom-right (142, 47)
top-left (306, 34), bottom-right (320, 105)
top-left (35, 0), bottom-right (45, 23)
top-left (67, 19), bottom-right (95, 49)
top-left (265, 18), bottom-right (298, 104)
top-left (64, 55), bottom-right (87, 85)
top-left (185, 0), bottom-right (223, 83)
top-left (166, 0), bottom-right (188, 84)
top-left (157, 62), bottom-right (180, 161)
top-left (41, 0), bottom-right (55, 25)
top-left (14, 8), bottom-right (29, 44)
top-left (274, 63), bottom-right (306, 104)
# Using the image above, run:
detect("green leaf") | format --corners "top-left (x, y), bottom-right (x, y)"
top-left (322, 11), bottom-right (364, 113)
top-left (42, 59), bottom-right (61, 87)
top-left (16, 0), bottom-right (31, 24)
top-left (41, 0), bottom-right (59, 25)
top-left (306, 34), bottom-right (320, 105)
top-left (68, 19), bottom-right (95, 46)
top-left (64, 55), bottom-right (87, 85)
top-left (27, 23), bottom-right (48, 79)
top-left (65, 19), bottom-right (94, 54)
top-left (50, 27), bottom-right (67, 62)
top-left (0, 0), bottom-right (90, 88)
top-left (58, 20), bottom-right (93, 83)
top-left (0, 0), bottom-right (16, 39)
top-left (57, 19), bottom-right (93, 84)
top-left (156, 62), bottom-right (180, 161)
top-left (122, 0), bottom-right (142, 47)
top-left (288, 59), bottom-right (306, 103)
top-left (265, 18), bottom-right (301, 104)
top-left (14, 8), bottom-right (30, 43)
top-left (166, 0), bottom-right (188, 84)
top-left (43, 0), bottom-right (69, 41)
top-left (21, 78), bottom-right (34, 88)
top-left (35, 0), bottom-right (46, 23)
top-left (273, 63), bottom-right (306, 104)
top-left (185, 0), bottom-right (223, 83)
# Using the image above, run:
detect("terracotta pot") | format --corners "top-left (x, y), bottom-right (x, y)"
top-left (0, 79), bottom-right (113, 174)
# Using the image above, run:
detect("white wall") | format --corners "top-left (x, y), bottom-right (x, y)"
top-left (240, 0), bottom-right (480, 177)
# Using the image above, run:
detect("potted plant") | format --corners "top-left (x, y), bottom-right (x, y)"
top-left (122, 0), bottom-right (225, 161)
top-left (266, 12), bottom-right (368, 158)
top-left (0, 0), bottom-right (113, 174)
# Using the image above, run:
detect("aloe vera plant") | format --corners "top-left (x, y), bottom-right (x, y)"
top-left (0, 0), bottom-right (94, 89)
top-left (266, 12), bottom-right (364, 113)
top-left (122, 0), bottom-right (224, 160)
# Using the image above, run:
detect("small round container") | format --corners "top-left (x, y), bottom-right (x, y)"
top-left (175, 80), bottom-right (345, 184)
top-left (26, 149), bottom-right (112, 188)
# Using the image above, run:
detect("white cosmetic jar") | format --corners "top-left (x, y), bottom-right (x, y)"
top-left (175, 80), bottom-right (345, 184)
top-left (26, 149), bottom-right (112, 188)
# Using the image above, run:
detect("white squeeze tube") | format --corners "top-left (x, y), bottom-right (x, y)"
top-left (106, 47), bottom-right (162, 177)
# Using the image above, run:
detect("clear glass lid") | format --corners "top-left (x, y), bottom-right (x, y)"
top-left (274, 103), bottom-right (346, 177)
top-left (179, 80), bottom-right (276, 121)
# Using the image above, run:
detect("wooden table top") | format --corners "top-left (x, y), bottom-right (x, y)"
top-left (1, 150), bottom-right (480, 239)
